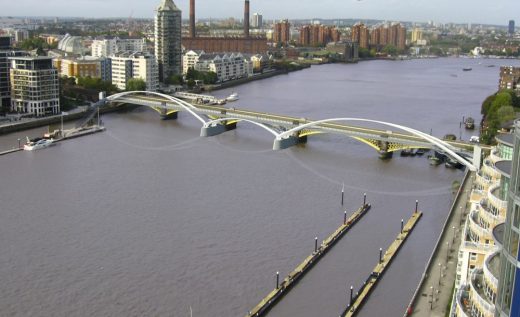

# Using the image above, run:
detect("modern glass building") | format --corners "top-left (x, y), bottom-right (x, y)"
top-left (154, 0), bottom-right (182, 82)
top-left (495, 120), bottom-right (520, 317)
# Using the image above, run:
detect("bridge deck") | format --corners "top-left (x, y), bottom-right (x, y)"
top-left (112, 94), bottom-right (489, 154)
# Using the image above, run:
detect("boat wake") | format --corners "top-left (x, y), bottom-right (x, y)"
top-left (284, 152), bottom-right (452, 197)
top-left (106, 130), bottom-right (202, 151)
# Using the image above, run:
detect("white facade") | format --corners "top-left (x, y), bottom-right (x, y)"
top-left (182, 50), bottom-right (204, 74)
top-left (252, 13), bottom-right (263, 28)
top-left (194, 53), bottom-right (252, 82)
top-left (111, 52), bottom-right (159, 91)
top-left (91, 38), bottom-right (147, 58)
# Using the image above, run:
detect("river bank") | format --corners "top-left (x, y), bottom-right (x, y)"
top-left (0, 104), bottom-right (136, 136)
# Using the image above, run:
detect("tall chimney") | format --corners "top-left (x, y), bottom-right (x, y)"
top-left (244, 0), bottom-right (250, 38)
top-left (190, 0), bottom-right (196, 37)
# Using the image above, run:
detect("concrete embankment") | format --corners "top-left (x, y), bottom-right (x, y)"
top-left (208, 66), bottom-right (311, 92)
top-left (0, 104), bottom-right (134, 136)
top-left (403, 171), bottom-right (473, 316)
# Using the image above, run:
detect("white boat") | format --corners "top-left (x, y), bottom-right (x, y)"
top-left (226, 92), bottom-right (239, 102)
top-left (23, 137), bottom-right (54, 151)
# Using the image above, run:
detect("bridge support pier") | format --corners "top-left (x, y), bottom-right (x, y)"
top-left (200, 124), bottom-right (227, 137)
top-left (273, 135), bottom-right (308, 150)
top-left (273, 136), bottom-right (299, 150)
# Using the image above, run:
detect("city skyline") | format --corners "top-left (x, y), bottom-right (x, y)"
top-left (1, 0), bottom-right (519, 26)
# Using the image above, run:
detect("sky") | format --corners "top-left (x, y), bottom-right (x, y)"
top-left (2, 0), bottom-right (519, 26)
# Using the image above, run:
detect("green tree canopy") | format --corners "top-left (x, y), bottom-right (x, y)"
top-left (185, 68), bottom-right (218, 84)
top-left (382, 45), bottom-right (398, 56)
top-left (168, 74), bottom-right (184, 86)
top-left (77, 76), bottom-right (118, 93)
top-left (126, 78), bottom-right (147, 91)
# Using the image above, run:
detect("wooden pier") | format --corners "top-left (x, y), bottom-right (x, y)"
top-left (246, 203), bottom-right (372, 317)
top-left (340, 211), bottom-right (423, 317)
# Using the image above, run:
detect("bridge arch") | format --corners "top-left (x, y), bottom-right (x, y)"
top-left (203, 118), bottom-right (280, 137)
top-left (107, 91), bottom-right (207, 124)
top-left (279, 118), bottom-right (476, 171)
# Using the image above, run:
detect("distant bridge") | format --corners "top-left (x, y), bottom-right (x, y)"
top-left (103, 91), bottom-right (488, 171)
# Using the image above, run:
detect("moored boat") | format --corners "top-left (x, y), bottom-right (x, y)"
top-left (400, 149), bottom-right (412, 157)
top-left (445, 157), bottom-right (464, 169)
top-left (415, 148), bottom-right (428, 156)
top-left (428, 155), bottom-right (442, 166)
top-left (465, 117), bottom-right (475, 129)
top-left (462, 67), bottom-right (472, 71)
top-left (226, 92), bottom-right (239, 102)
top-left (23, 137), bottom-right (54, 151)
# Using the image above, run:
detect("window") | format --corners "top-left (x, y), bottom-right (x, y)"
top-left (514, 205), bottom-right (520, 229)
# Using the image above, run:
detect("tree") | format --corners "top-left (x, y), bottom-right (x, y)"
top-left (126, 78), bottom-right (147, 91)
top-left (382, 45), bottom-right (398, 56)
top-left (358, 48), bottom-right (371, 58)
top-left (203, 71), bottom-right (218, 84)
top-left (168, 74), bottom-right (184, 86)
top-left (497, 105), bottom-right (515, 123)
top-left (481, 94), bottom-right (496, 115)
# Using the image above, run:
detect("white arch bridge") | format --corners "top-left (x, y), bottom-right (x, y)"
top-left (101, 91), bottom-right (487, 172)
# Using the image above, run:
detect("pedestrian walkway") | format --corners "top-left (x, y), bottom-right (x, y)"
top-left (406, 171), bottom-right (474, 317)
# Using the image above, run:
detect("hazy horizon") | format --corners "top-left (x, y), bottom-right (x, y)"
top-left (2, 0), bottom-right (519, 26)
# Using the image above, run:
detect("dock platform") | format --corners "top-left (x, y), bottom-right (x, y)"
top-left (341, 211), bottom-right (423, 317)
top-left (0, 148), bottom-right (22, 156)
top-left (246, 203), bottom-right (372, 317)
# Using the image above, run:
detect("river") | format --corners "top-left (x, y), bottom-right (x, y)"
top-left (0, 58), bottom-right (518, 317)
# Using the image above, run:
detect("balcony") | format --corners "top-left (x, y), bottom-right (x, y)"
top-left (482, 160), bottom-right (501, 180)
top-left (479, 199), bottom-right (501, 224)
top-left (487, 185), bottom-right (507, 213)
top-left (492, 223), bottom-right (505, 248)
top-left (483, 252), bottom-right (500, 300)
top-left (489, 149), bottom-right (502, 163)
top-left (469, 269), bottom-right (496, 317)
top-left (455, 286), bottom-right (471, 317)
top-left (468, 210), bottom-right (493, 243)
top-left (475, 171), bottom-right (493, 190)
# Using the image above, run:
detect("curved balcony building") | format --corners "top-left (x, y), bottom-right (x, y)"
top-left (496, 123), bottom-right (520, 317)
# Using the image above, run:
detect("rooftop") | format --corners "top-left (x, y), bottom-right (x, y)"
top-left (496, 133), bottom-right (514, 147)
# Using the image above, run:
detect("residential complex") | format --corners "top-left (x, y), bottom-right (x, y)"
top-left (9, 56), bottom-right (59, 116)
top-left (54, 56), bottom-right (101, 79)
top-left (91, 37), bottom-right (146, 58)
top-left (154, 0), bottom-right (182, 82)
top-left (499, 66), bottom-right (520, 96)
top-left (110, 51), bottom-right (158, 91)
top-left (182, 50), bottom-right (252, 82)
top-left (351, 22), bottom-right (407, 51)
top-left (273, 20), bottom-right (291, 46)
top-left (451, 127), bottom-right (520, 317)
top-left (299, 24), bottom-right (341, 47)
top-left (495, 123), bottom-right (520, 317)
